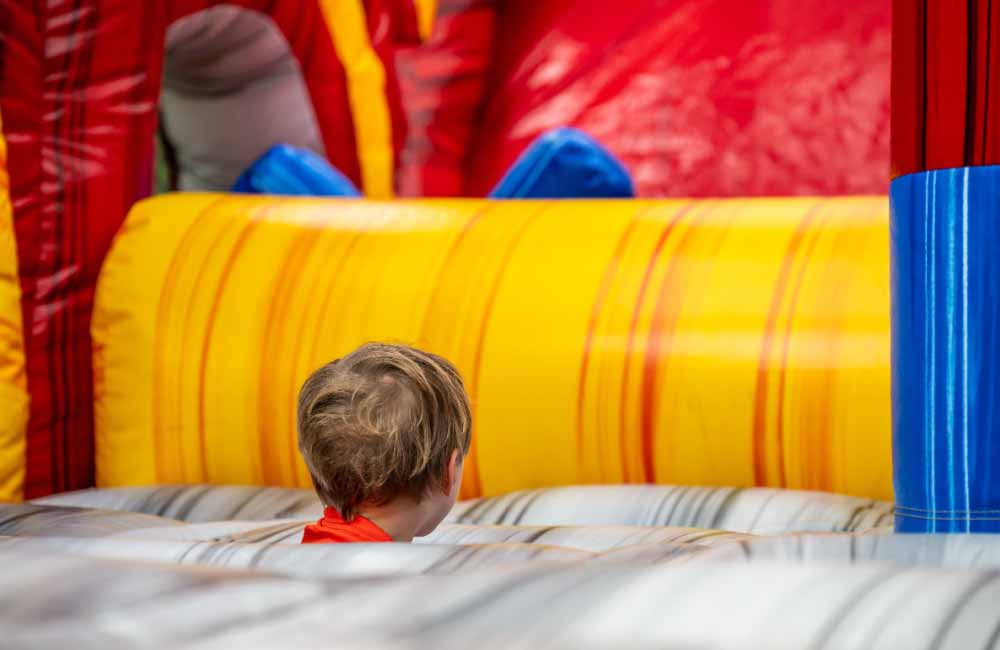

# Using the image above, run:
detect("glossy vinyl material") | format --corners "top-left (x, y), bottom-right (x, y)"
top-left (890, 166), bottom-right (1000, 532)
top-left (466, 0), bottom-right (891, 198)
top-left (93, 195), bottom-right (892, 501)
top-left (31, 483), bottom-right (891, 536)
top-left (450, 485), bottom-right (893, 534)
top-left (232, 145), bottom-right (362, 197)
top-left (0, 535), bottom-right (591, 578)
top-left (5, 538), bottom-right (1000, 648)
top-left (891, 0), bottom-right (1000, 179)
top-left (160, 7), bottom-right (329, 192)
top-left (20, 485), bottom-right (1000, 648)
top-left (394, 0), bottom-right (498, 197)
top-left (488, 128), bottom-right (634, 199)
top-left (0, 0), bottom-right (417, 498)
top-left (0, 109), bottom-right (27, 503)
top-left (696, 532), bottom-right (1000, 569)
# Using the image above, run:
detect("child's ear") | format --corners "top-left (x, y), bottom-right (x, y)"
top-left (443, 448), bottom-right (461, 494)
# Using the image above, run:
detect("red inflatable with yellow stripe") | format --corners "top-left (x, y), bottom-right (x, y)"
top-left (0, 0), bottom-right (431, 499)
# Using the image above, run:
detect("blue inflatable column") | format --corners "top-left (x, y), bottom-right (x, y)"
top-left (891, 167), bottom-right (1000, 532)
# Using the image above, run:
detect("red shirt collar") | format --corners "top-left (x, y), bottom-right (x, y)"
top-left (301, 507), bottom-right (393, 544)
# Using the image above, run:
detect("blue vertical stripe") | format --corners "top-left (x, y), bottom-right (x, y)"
top-left (891, 165), bottom-right (1000, 533)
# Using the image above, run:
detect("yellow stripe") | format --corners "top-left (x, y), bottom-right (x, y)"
top-left (414, 0), bottom-right (438, 41)
top-left (0, 108), bottom-right (28, 502)
top-left (320, 0), bottom-right (396, 199)
top-left (94, 195), bottom-right (893, 502)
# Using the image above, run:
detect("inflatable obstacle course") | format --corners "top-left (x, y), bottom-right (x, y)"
top-left (2, 0), bottom-right (1000, 647)
top-left (0, 0), bottom-right (894, 499)
top-left (3, 483), bottom-right (1000, 647)
top-left (93, 195), bottom-right (891, 500)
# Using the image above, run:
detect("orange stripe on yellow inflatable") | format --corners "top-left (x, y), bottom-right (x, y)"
top-left (319, 0), bottom-right (395, 199)
top-left (0, 109), bottom-right (28, 502)
top-left (93, 195), bottom-right (892, 501)
top-left (415, 0), bottom-right (437, 41)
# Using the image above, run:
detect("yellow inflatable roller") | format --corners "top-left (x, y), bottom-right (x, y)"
top-left (93, 194), bottom-right (892, 501)
top-left (0, 112), bottom-right (28, 503)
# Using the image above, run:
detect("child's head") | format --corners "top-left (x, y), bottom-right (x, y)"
top-left (297, 343), bottom-right (471, 536)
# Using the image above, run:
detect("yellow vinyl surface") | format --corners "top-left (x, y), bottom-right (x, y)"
top-left (414, 0), bottom-right (438, 41)
top-left (93, 195), bottom-right (892, 501)
top-left (0, 110), bottom-right (28, 502)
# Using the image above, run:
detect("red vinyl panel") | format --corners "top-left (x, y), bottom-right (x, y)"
top-left (395, 0), bottom-right (498, 197)
top-left (466, 0), bottom-right (892, 197)
top-left (0, 0), bottom-right (413, 496)
top-left (892, 0), bottom-right (1000, 178)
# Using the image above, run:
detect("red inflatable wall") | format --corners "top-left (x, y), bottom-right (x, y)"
top-left (395, 0), bottom-right (498, 197)
top-left (891, 0), bottom-right (1000, 178)
top-left (0, 0), bottom-right (416, 497)
top-left (465, 0), bottom-right (892, 198)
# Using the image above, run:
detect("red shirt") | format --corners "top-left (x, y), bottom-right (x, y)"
top-left (301, 507), bottom-right (393, 543)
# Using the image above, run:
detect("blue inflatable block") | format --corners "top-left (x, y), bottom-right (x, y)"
top-left (890, 166), bottom-right (1000, 533)
top-left (232, 144), bottom-right (362, 197)
top-left (489, 127), bottom-right (635, 199)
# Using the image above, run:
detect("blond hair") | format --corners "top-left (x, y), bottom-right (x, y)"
top-left (297, 343), bottom-right (472, 520)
